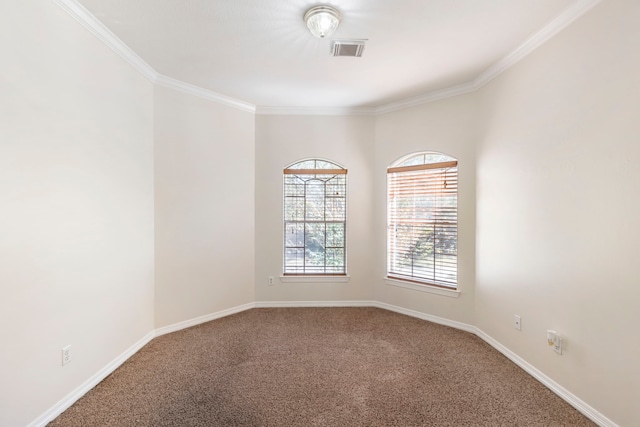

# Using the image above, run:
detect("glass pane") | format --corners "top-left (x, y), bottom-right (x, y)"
top-left (326, 177), bottom-right (346, 197)
top-left (284, 197), bottom-right (305, 221)
top-left (287, 159), bottom-right (343, 170)
top-left (434, 253), bottom-right (457, 284)
top-left (396, 152), bottom-right (455, 167)
top-left (288, 160), bottom-right (315, 169)
top-left (325, 248), bottom-right (344, 271)
top-left (325, 197), bottom-right (345, 221)
top-left (398, 154), bottom-right (425, 167)
top-left (412, 228), bottom-right (434, 260)
top-left (284, 248), bottom-right (304, 273)
top-left (304, 265), bottom-right (326, 274)
top-left (305, 180), bottom-right (325, 220)
top-left (326, 223), bottom-right (344, 247)
top-left (435, 227), bottom-right (456, 256)
top-left (391, 253), bottom-right (412, 276)
top-left (284, 179), bottom-right (305, 197)
top-left (424, 153), bottom-right (454, 163)
top-left (305, 223), bottom-right (325, 268)
top-left (284, 174), bottom-right (303, 186)
top-left (316, 160), bottom-right (336, 169)
top-left (285, 223), bottom-right (304, 248)
top-left (314, 160), bottom-right (339, 169)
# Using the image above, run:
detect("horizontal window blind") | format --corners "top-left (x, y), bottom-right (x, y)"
top-left (284, 161), bottom-right (347, 276)
top-left (387, 160), bottom-right (458, 288)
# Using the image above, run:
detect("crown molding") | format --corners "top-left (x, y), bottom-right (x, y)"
top-left (154, 75), bottom-right (256, 113)
top-left (54, 0), bottom-right (601, 116)
top-left (52, 0), bottom-right (255, 113)
top-left (52, 0), bottom-right (158, 81)
top-left (255, 105), bottom-right (376, 116)
top-left (374, 82), bottom-right (477, 115)
top-left (473, 0), bottom-right (601, 88)
top-left (375, 0), bottom-right (601, 114)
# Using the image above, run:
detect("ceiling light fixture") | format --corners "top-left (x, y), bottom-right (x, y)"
top-left (303, 5), bottom-right (341, 39)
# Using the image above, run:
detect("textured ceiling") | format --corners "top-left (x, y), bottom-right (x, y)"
top-left (76, 0), bottom-right (578, 109)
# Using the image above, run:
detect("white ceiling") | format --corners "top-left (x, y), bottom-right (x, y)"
top-left (74, 0), bottom-right (586, 110)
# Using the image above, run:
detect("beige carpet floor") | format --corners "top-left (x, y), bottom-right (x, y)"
top-left (49, 307), bottom-right (595, 426)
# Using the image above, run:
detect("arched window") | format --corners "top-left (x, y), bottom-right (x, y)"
top-left (283, 159), bottom-right (347, 275)
top-left (387, 152), bottom-right (458, 288)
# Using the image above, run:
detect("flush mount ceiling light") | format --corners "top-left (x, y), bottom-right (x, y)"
top-left (304, 5), bottom-right (341, 39)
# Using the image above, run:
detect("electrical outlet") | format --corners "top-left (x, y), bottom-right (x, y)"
top-left (268, 276), bottom-right (274, 286)
top-left (547, 330), bottom-right (562, 355)
top-left (62, 345), bottom-right (72, 366)
top-left (553, 336), bottom-right (563, 354)
top-left (514, 315), bottom-right (521, 330)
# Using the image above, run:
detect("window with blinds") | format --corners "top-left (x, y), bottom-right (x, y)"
top-left (283, 159), bottom-right (347, 275)
top-left (387, 152), bottom-right (458, 288)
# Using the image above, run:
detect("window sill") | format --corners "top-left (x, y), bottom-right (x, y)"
top-left (385, 277), bottom-right (460, 298)
top-left (280, 275), bottom-right (350, 283)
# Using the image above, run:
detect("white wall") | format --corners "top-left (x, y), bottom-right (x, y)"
top-left (475, 1), bottom-right (640, 426)
top-left (154, 86), bottom-right (255, 328)
top-left (0, 1), bottom-right (155, 426)
top-left (4, 0), bottom-right (637, 426)
top-left (373, 96), bottom-right (478, 325)
top-left (255, 115), bottom-right (375, 302)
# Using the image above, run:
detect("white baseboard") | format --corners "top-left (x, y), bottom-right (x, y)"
top-left (253, 301), bottom-right (476, 335)
top-left (268, 301), bottom-right (615, 427)
top-left (155, 302), bottom-right (256, 337)
top-left (474, 328), bottom-right (617, 427)
top-left (30, 302), bottom-right (256, 427)
top-left (371, 304), bottom-right (616, 427)
top-left (29, 301), bottom-right (617, 427)
top-left (28, 330), bottom-right (155, 427)
top-left (372, 301), bottom-right (476, 334)
top-left (254, 300), bottom-right (376, 308)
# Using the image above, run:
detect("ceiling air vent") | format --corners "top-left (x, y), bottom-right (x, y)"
top-left (330, 39), bottom-right (366, 57)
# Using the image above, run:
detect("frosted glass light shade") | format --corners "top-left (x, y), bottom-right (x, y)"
top-left (304, 6), bottom-right (341, 39)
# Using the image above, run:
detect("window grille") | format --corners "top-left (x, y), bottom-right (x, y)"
top-left (387, 153), bottom-right (458, 288)
top-left (283, 159), bottom-right (347, 275)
